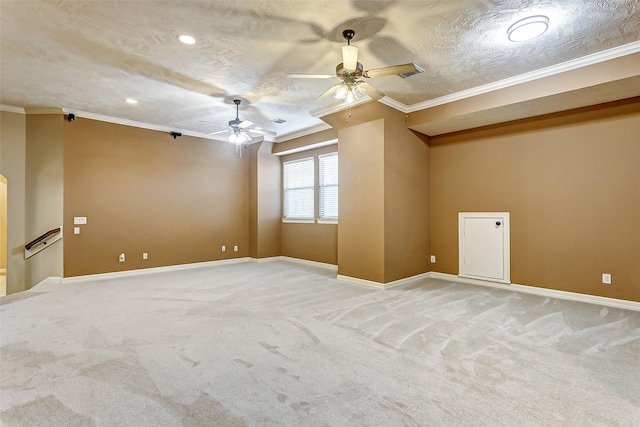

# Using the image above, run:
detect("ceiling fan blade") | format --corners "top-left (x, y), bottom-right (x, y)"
top-left (358, 82), bottom-right (385, 100)
top-left (363, 63), bottom-right (422, 79)
top-left (287, 73), bottom-right (336, 79)
top-left (315, 84), bottom-right (342, 102)
top-left (238, 120), bottom-right (254, 129)
top-left (247, 128), bottom-right (277, 136)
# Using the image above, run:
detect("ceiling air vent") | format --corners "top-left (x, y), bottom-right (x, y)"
top-left (398, 64), bottom-right (425, 79)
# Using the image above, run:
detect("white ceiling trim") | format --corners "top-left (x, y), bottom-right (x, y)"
top-left (62, 108), bottom-right (270, 143)
top-left (309, 96), bottom-right (374, 119)
top-left (275, 122), bottom-right (333, 143)
top-left (20, 39), bottom-right (640, 143)
top-left (405, 40), bottom-right (640, 113)
top-left (1, 104), bottom-right (26, 114)
top-left (272, 138), bottom-right (338, 157)
top-left (378, 97), bottom-right (410, 114)
top-left (63, 108), bottom-right (204, 138)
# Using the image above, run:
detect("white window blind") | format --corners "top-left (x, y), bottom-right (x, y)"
top-left (319, 153), bottom-right (338, 219)
top-left (283, 157), bottom-right (314, 219)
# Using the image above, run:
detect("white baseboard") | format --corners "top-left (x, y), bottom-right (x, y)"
top-left (31, 276), bottom-right (62, 291)
top-left (278, 256), bottom-right (338, 272)
top-left (62, 257), bottom-right (253, 284)
top-left (60, 256), bottom-right (337, 285)
top-left (251, 256), bottom-right (285, 264)
top-left (47, 258), bottom-right (640, 312)
top-left (337, 272), bottom-right (431, 290)
top-left (430, 272), bottom-right (640, 312)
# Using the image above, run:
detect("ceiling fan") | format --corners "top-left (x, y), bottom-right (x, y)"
top-left (287, 29), bottom-right (424, 104)
top-left (204, 99), bottom-right (277, 145)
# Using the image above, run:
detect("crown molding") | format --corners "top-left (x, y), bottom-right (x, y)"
top-left (0, 104), bottom-right (26, 114)
top-left (309, 96), bottom-right (373, 118)
top-left (275, 122), bottom-right (332, 143)
top-left (406, 40), bottom-right (640, 113)
top-left (63, 108), bottom-right (195, 134)
top-left (272, 138), bottom-right (338, 156)
top-left (62, 108), bottom-right (275, 143)
top-left (18, 41), bottom-right (636, 142)
top-left (378, 96), bottom-right (409, 113)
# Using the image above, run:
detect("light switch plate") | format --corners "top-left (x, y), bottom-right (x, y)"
top-left (74, 216), bottom-right (87, 225)
top-left (74, 227), bottom-right (80, 235)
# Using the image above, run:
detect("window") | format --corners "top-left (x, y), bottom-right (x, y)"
top-left (319, 153), bottom-right (338, 220)
top-left (283, 157), bottom-right (314, 220)
top-left (282, 152), bottom-right (338, 223)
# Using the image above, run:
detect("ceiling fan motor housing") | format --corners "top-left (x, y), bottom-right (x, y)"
top-left (336, 62), bottom-right (363, 80)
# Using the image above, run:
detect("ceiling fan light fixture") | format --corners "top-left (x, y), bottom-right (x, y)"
top-left (345, 90), bottom-right (355, 104)
top-left (335, 83), bottom-right (366, 104)
top-left (507, 15), bottom-right (549, 42)
top-left (342, 45), bottom-right (359, 71)
top-left (229, 130), bottom-right (249, 144)
top-left (334, 85), bottom-right (348, 100)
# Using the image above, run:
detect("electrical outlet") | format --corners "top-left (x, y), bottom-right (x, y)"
top-left (234, 245), bottom-right (238, 252)
top-left (602, 273), bottom-right (611, 284)
top-left (430, 255), bottom-right (436, 263)
top-left (119, 253), bottom-right (125, 262)
top-left (221, 245), bottom-right (226, 252)
top-left (143, 252), bottom-right (148, 260)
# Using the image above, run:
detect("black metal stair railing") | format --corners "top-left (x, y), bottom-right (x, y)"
top-left (24, 227), bottom-right (61, 251)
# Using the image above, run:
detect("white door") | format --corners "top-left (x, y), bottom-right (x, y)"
top-left (459, 212), bottom-right (510, 283)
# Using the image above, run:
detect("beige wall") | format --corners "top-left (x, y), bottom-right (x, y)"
top-left (430, 97), bottom-right (640, 302)
top-left (281, 223), bottom-right (338, 265)
top-left (280, 144), bottom-right (338, 265)
top-left (326, 102), bottom-right (430, 284)
top-left (0, 174), bottom-right (6, 272)
top-left (0, 110), bottom-right (27, 294)
top-left (383, 109), bottom-right (430, 282)
top-left (248, 142), bottom-right (281, 259)
top-left (338, 120), bottom-right (386, 282)
top-left (25, 113), bottom-right (64, 287)
top-left (63, 118), bottom-right (250, 277)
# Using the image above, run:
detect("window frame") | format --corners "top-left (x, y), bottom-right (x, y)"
top-left (282, 157), bottom-right (315, 222)
top-left (281, 151), bottom-right (339, 224)
top-left (318, 152), bottom-right (338, 223)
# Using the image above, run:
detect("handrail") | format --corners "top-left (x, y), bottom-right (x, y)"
top-left (25, 227), bottom-right (61, 250)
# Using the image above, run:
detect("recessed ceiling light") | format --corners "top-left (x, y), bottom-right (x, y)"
top-left (125, 98), bottom-right (138, 104)
top-left (178, 34), bottom-right (196, 45)
top-left (507, 15), bottom-right (549, 42)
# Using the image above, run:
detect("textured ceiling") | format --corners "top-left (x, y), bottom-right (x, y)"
top-left (1, 0), bottom-right (639, 141)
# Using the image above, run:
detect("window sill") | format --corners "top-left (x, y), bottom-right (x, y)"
top-left (317, 219), bottom-right (338, 224)
top-left (282, 218), bottom-right (315, 224)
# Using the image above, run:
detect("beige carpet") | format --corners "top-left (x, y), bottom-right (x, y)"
top-left (1, 260), bottom-right (639, 426)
